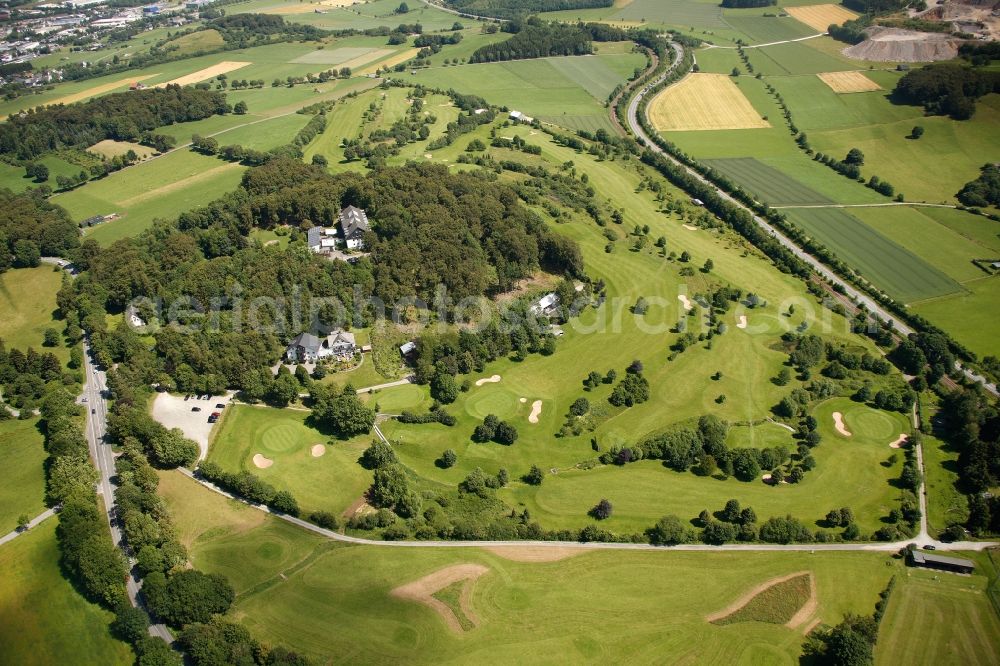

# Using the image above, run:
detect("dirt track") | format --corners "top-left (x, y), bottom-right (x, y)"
top-left (391, 564), bottom-right (488, 632)
top-left (705, 571), bottom-right (811, 623)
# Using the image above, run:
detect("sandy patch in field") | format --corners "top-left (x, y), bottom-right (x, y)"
top-left (817, 71), bottom-right (882, 94)
top-left (832, 412), bottom-right (851, 437)
top-left (683, 224), bottom-right (698, 230)
top-left (475, 374), bottom-right (502, 386)
top-left (35, 74), bottom-right (159, 111)
top-left (155, 61), bottom-right (251, 88)
top-left (706, 571), bottom-right (811, 623)
top-left (678, 295), bottom-right (693, 311)
top-left (87, 139), bottom-right (157, 160)
top-left (736, 315), bottom-right (748, 329)
top-left (786, 4), bottom-right (858, 32)
top-left (844, 27), bottom-right (961, 62)
top-left (118, 162), bottom-right (242, 207)
top-left (355, 48), bottom-right (420, 77)
top-left (519, 397), bottom-right (527, 403)
top-left (483, 546), bottom-right (580, 562)
top-left (335, 48), bottom-right (395, 72)
top-left (649, 73), bottom-right (770, 131)
top-left (311, 443), bottom-right (326, 457)
top-left (341, 494), bottom-right (374, 519)
top-left (391, 564), bottom-right (489, 633)
top-left (785, 574), bottom-right (818, 630)
top-left (889, 433), bottom-right (908, 449)
top-left (528, 400), bottom-right (543, 424)
top-left (253, 453), bottom-right (274, 469)
top-left (263, 0), bottom-right (358, 14)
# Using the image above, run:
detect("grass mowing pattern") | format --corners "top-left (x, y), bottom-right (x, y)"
top-left (784, 207), bottom-right (964, 303)
top-left (547, 54), bottom-right (630, 101)
top-left (615, 0), bottom-right (725, 28)
top-left (703, 157), bottom-right (834, 205)
top-left (712, 573), bottom-right (811, 625)
top-left (432, 580), bottom-right (475, 631)
top-left (724, 16), bottom-right (817, 44)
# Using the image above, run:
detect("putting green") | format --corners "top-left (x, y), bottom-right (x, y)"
top-left (464, 388), bottom-right (521, 421)
top-left (850, 409), bottom-right (901, 442)
top-left (371, 383), bottom-right (426, 414)
top-left (259, 423), bottom-right (303, 454)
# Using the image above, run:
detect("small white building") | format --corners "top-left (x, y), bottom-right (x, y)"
top-left (338, 205), bottom-right (370, 250)
top-left (285, 330), bottom-right (357, 363)
top-left (530, 292), bottom-right (560, 316)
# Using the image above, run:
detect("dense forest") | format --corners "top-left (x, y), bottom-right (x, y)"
top-left (956, 164), bottom-right (1000, 208)
top-left (0, 86), bottom-right (229, 160)
top-left (0, 188), bottom-right (80, 266)
top-left (892, 64), bottom-right (1000, 120)
top-left (444, 0), bottom-right (611, 19)
top-left (469, 18), bottom-right (593, 62)
top-left (720, 0), bottom-right (776, 8)
top-left (841, 0), bottom-right (906, 12)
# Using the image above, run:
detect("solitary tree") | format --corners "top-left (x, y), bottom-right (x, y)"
top-left (523, 465), bottom-right (544, 485)
top-left (590, 498), bottom-right (613, 520)
top-left (910, 125), bottom-right (924, 139)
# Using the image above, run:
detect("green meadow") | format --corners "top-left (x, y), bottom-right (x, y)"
top-left (0, 418), bottom-right (48, 534)
top-left (160, 470), bottom-right (899, 665)
top-left (0, 266), bottom-right (67, 358)
top-left (0, 521), bottom-right (133, 665)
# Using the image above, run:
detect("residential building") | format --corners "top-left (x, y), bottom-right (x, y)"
top-left (338, 205), bottom-right (370, 250)
top-left (285, 330), bottom-right (357, 363)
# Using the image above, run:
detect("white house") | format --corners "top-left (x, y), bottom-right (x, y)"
top-left (338, 205), bottom-right (370, 250)
top-left (285, 330), bottom-right (357, 363)
top-left (530, 292), bottom-right (560, 317)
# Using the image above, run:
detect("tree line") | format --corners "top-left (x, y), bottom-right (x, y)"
top-left (893, 64), bottom-right (1000, 120)
top-left (444, 0), bottom-right (612, 20)
top-left (469, 17), bottom-right (594, 63)
top-left (0, 188), bottom-right (80, 268)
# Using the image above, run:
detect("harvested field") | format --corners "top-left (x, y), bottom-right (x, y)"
top-left (708, 572), bottom-right (813, 626)
top-left (87, 139), bottom-right (156, 160)
top-left (263, 0), bottom-right (359, 13)
top-left (292, 47), bottom-right (376, 65)
top-left (817, 70), bottom-right (882, 93)
top-left (355, 48), bottom-right (419, 77)
top-left (391, 564), bottom-right (488, 633)
top-left (42, 74), bottom-right (158, 109)
top-left (482, 546), bottom-right (580, 562)
top-left (786, 4), bottom-right (858, 33)
top-left (844, 27), bottom-right (961, 62)
top-left (649, 74), bottom-right (769, 132)
top-left (155, 61), bottom-right (251, 88)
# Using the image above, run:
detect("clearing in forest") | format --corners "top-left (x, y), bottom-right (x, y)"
top-left (155, 61), bottom-right (251, 88)
top-left (817, 71), bottom-right (882, 93)
top-left (648, 74), bottom-right (770, 131)
top-left (786, 4), bottom-right (859, 33)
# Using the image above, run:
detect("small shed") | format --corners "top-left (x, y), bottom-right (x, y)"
top-left (909, 550), bottom-right (975, 574)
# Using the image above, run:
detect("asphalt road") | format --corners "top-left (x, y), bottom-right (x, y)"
top-left (624, 47), bottom-right (997, 398)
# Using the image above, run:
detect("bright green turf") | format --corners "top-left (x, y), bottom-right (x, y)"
top-left (0, 266), bottom-right (70, 362)
top-left (160, 469), bottom-right (899, 665)
top-left (703, 157), bottom-right (834, 205)
top-left (498, 398), bottom-right (908, 536)
top-left (782, 207), bottom-right (964, 303)
top-left (207, 404), bottom-right (373, 517)
top-left (0, 418), bottom-right (48, 534)
top-left (910, 277), bottom-right (1000, 359)
top-left (746, 40), bottom-right (859, 75)
top-left (876, 567), bottom-right (1000, 665)
top-left (0, 520), bottom-right (133, 664)
top-left (921, 431), bottom-right (967, 536)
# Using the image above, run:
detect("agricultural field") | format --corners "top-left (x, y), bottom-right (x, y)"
top-left (876, 564), bottom-right (1000, 665)
top-left (817, 70), bottom-right (882, 94)
top-left (250, 0), bottom-right (473, 31)
top-left (649, 73), bottom-right (771, 131)
top-left (0, 521), bottom-right (133, 665)
top-left (0, 419), bottom-right (48, 534)
top-left (723, 13), bottom-right (817, 45)
top-left (160, 469), bottom-right (899, 664)
top-left (207, 405), bottom-right (373, 518)
top-left (911, 276), bottom-right (1000, 359)
top-left (703, 157), bottom-right (833, 205)
top-left (785, 4), bottom-right (858, 33)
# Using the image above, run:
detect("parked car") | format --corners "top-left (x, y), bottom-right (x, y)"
top-left (192, 406), bottom-right (201, 412)
top-left (211, 412), bottom-right (221, 418)
top-left (184, 395), bottom-right (190, 401)
top-left (215, 403), bottom-right (225, 409)
top-left (207, 416), bottom-right (218, 424)
top-left (91, 408), bottom-right (96, 414)
top-left (924, 544), bottom-right (937, 551)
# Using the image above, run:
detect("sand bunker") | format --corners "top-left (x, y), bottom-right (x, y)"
top-left (844, 27), bottom-right (961, 62)
top-left (156, 61), bottom-right (251, 88)
top-left (736, 315), bottom-right (748, 329)
top-left (761, 473), bottom-right (772, 483)
top-left (311, 444), bottom-right (326, 457)
top-left (889, 433), bottom-right (908, 449)
top-left (519, 397), bottom-right (527, 403)
top-left (706, 571), bottom-right (812, 623)
top-left (475, 374), bottom-right (502, 386)
top-left (678, 295), bottom-right (693, 311)
top-left (483, 546), bottom-right (580, 562)
top-left (391, 564), bottom-right (488, 633)
top-left (252, 453), bottom-right (274, 469)
top-left (683, 224), bottom-right (698, 231)
top-left (528, 400), bottom-right (543, 424)
top-left (832, 412), bottom-right (851, 437)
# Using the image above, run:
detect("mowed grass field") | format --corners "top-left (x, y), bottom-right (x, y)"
top-left (703, 157), bottom-right (833, 205)
top-left (0, 521), bottom-right (133, 664)
top-left (160, 470), bottom-right (900, 664)
top-left (409, 52), bottom-right (645, 133)
top-left (784, 207), bottom-right (963, 304)
top-left (0, 266), bottom-right (71, 363)
top-left (207, 405), bottom-right (373, 518)
top-left (0, 419), bottom-right (48, 534)
top-left (723, 14), bottom-right (818, 44)
top-left (876, 567), bottom-right (1000, 665)
top-left (649, 73), bottom-right (770, 131)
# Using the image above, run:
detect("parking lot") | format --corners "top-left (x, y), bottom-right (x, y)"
top-left (150, 392), bottom-right (234, 461)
